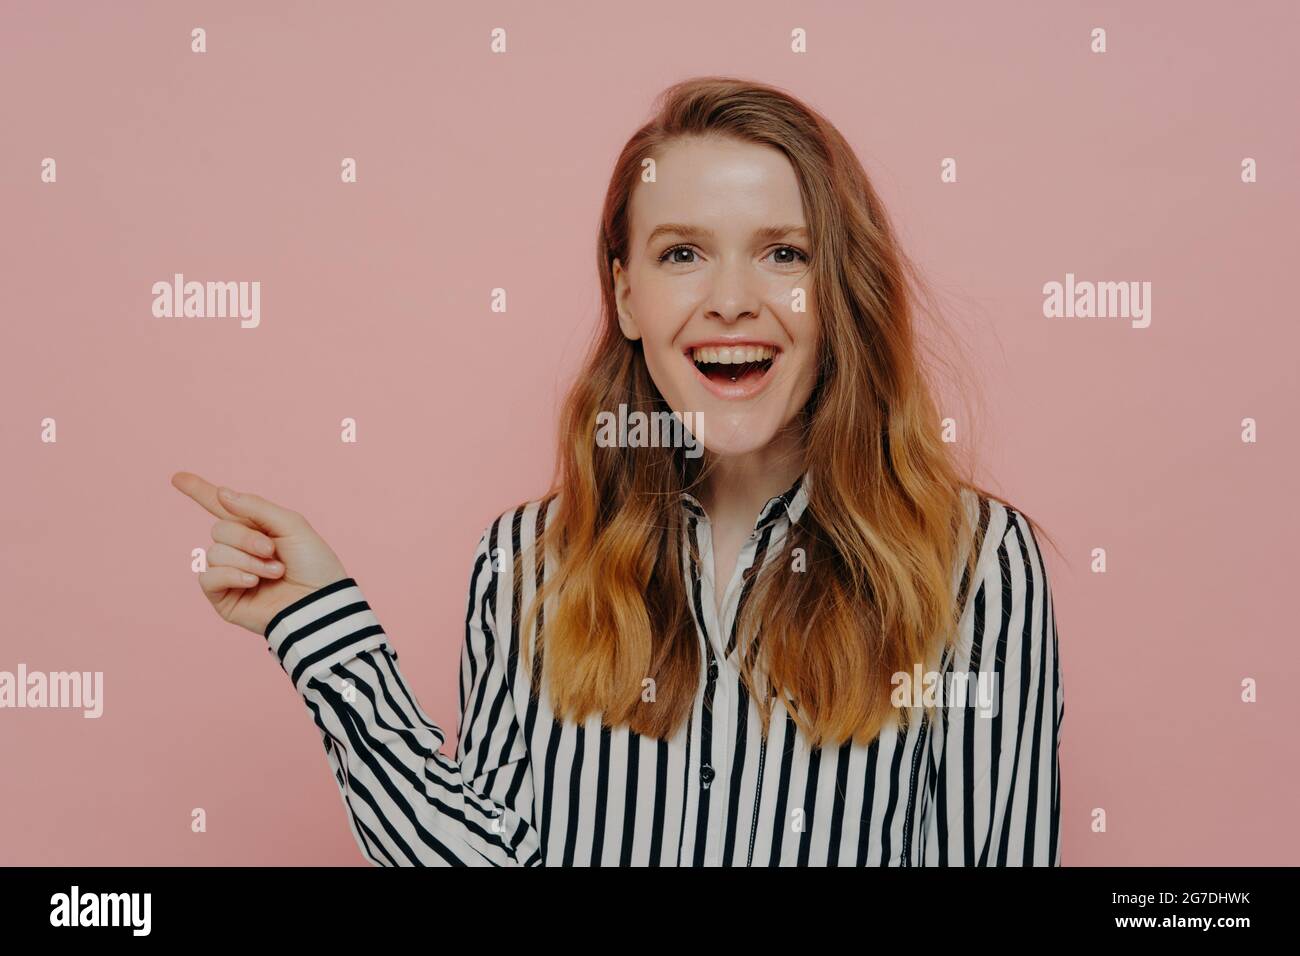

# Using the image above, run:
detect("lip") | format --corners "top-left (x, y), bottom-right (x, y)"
top-left (682, 337), bottom-right (782, 352)
top-left (682, 340), bottom-right (782, 401)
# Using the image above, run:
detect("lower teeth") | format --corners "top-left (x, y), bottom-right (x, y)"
top-left (696, 359), bottom-right (773, 384)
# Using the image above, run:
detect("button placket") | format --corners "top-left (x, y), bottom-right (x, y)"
top-left (700, 647), bottom-right (719, 791)
top-left (678, 478), bottom-right (806, 864)
top-left (704, 528), bottom-right (766, 863)
top-left (687, 513), bottom-right (726, 862)
top-left (683, 498), bottom-right (798, 865)
top-left (718, 532), bottom-right (761, 642)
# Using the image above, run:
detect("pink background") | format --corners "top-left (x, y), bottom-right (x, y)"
top-left (2, 0), bottom-right (1296, 866)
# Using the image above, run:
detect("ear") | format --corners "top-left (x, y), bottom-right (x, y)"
top-left (611, 257), bottom-right (641, 341)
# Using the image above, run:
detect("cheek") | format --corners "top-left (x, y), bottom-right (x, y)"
top-left (633, 275), bottom-right (696, 330)
top-left (629, 280), bottom-right (693, 386)
top-left (785, 351), bottom-right (818, 404)
top-left (775, 296), bottom-right (819, 363)
top-left (641, 344), bottom-right (691, 409)
top-left (785, 316), bottom-right (822, 402)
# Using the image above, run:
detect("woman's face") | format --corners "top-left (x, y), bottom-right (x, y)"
top-left (612, 136), bottom-right (820, 458)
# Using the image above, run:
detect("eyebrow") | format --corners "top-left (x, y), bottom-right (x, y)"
top-left (644, 223), bottom-right (809, 248)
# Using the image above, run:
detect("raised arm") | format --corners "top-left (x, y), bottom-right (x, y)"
top-left (264, 529), bottom-right (544, 866)
top-left (170, 472), bottom-right (542, 866)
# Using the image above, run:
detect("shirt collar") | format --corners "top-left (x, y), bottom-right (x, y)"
top-left (679, 471), bottom-right (811, 530)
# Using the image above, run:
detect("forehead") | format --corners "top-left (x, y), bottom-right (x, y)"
top-left (628, 136), bottom-right (806, 238)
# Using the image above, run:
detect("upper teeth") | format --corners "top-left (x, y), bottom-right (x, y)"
top-left (691, 345), bottom-right (775, 364)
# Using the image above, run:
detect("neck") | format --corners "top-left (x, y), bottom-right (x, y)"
top-left (698, 425), bottom-right (806, 527)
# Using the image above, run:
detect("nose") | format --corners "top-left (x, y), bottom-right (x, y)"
top-left (703, 256), bottom-right (761, 324)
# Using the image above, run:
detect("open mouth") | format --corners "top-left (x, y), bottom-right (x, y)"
top-left (688, 344), bottom-right (778, 388)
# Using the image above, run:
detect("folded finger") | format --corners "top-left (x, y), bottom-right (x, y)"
top-left (198, 565), bottom-right (259, 597)
top-left (210, 519), bottom-right (276, 558)
top-left (205, 542), bottom-right (284, 578)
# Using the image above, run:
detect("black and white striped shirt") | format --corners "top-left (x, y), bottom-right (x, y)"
top-left (264, 475), bottom-right (1063, 866)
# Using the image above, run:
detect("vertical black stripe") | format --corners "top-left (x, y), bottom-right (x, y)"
top-left (675, 707), bottom-right (694, 865)
top-left (1014, 516), bottom-right (1048, 865)
top-left (826, 742), bottom-right (851, 865)
top-left (977, 539), bottom-right (1013, 865)
top-left (561, 724), bottom-right (586, 865)
top-left (795, 747), bottom-right (823, 865)
top-left (618, 734), bottom-right (640, 866)
top-left (722, 674), bottom-right (749, 865)
top-left (1049, 607), bottom-right (1062, 865)
top-left (765, 712), bottom-right (797, 865)
top-left (878, 733), bottom-right (907, 864)
top-left (855, 738), bottom-right (880, 865)
top-left (589, 724), bottom-right (612, 865)
top-left (649, 739), bottom-right (670, 865)
top-left (995, 522), bottom-right (1034, 866)
top-left (538, 716), bottom-right (563, 858)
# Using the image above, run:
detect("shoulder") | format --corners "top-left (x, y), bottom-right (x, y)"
top-left (947, 488), bottom-right (1058, 669)
top-left (956, 486), bottom-right (1049, 589)
top-left (469, 494), bottom-right (560, 568)
top-left (459, 496), bottom-right (559, 641)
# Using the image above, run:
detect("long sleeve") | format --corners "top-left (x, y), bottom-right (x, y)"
top-left (262, 528), bottom-right (543, 866)
top-left (922, 507), bottom-right (1063, 866)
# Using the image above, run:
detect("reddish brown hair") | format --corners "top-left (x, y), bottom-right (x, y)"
top-left (521, 76), bottom-right (1055, 748)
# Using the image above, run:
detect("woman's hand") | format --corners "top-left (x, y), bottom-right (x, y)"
top-left (170, 471), bottom-right (350, 636)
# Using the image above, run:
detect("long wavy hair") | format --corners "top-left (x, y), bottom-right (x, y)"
top-left (518, 76), bottom-right (1056, 749)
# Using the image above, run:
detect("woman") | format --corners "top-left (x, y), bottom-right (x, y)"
top-left (172, 76), bottom-right (1062, 866)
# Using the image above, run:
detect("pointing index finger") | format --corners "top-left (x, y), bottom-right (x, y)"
top-left (170, 471), bottom-right (249, 525)
top-left (215, 487), bottom-right (304, 537)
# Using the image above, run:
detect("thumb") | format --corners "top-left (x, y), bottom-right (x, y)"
top-left (217, 486), bottom-right (306, 537)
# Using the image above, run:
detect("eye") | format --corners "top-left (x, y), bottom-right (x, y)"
top-left (658, 244), bottom-right (810, 267)
top-left (767, 245), bottom-right (809, 267)
top-left (657, 244), bottom-right (699, 265)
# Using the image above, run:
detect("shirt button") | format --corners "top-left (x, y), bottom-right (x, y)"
top-left (700, 764), bottom-right (715, 788)
top-left (707, 660), bottom-right (719, 680)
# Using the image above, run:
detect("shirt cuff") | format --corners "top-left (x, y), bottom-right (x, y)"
top-left (263, 577), bottom-right (389, 695)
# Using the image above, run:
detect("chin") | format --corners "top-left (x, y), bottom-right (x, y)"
top-left (700, 436), bottom-right (779, 458)
top-left (652, 377), bottom-right (807, 459)
top-left (647, 352), bottom-right (810, 460)
top-left (694, 408), bottom-right (788, 458)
